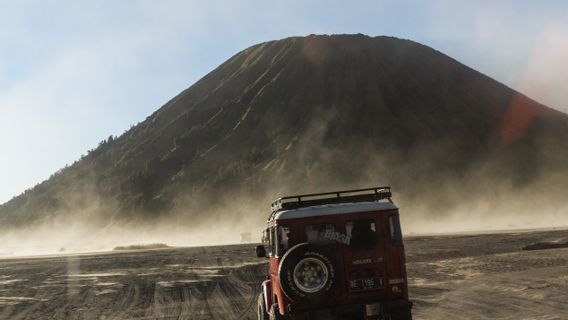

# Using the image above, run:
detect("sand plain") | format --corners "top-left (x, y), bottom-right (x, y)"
top-left (1, 228), bottom-right (567, 319)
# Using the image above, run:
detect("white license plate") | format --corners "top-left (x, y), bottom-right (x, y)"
top-left (349, 277), bottom-right (384, 291)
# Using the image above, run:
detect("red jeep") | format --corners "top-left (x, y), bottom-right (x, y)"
top-left (256, 187), bottom-right (412, 320)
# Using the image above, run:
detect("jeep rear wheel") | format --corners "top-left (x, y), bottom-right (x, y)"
top-left (257, 293), bottom-right (269, 320)
top-left (269, 303), bottom-right (288, 320)
top-left (278, 243), bottom-right (339, 303)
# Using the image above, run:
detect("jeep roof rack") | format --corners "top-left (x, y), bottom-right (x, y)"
top-left (270, 186), bottom-right (392, 216)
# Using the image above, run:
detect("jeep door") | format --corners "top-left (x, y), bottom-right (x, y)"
top-left (341, 212), bottom-right (391, 301)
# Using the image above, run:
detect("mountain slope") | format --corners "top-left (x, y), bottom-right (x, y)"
top-left (2, 34), bottom-right (568, 230)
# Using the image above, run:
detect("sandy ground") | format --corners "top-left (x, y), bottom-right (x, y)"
top-left (407, 229), bottom-right (568, 320)
top-left (1, 228), bottom-right (567, 320)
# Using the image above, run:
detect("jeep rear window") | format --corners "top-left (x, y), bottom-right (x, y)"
top-left (268, 227), bottom-right (275, 256)
top-left (305, 223), bottom-right (335, 244)
top-left (389, 214), bottom-right (403, 246)
top-left (276, 226), bottom-right (290, 256)
top-left (346, 219), bottom-right (379, 250)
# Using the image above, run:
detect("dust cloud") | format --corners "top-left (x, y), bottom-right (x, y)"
top-left (0, 181), bottom-right (269, 257)
top-left (2, 116), bottom-right (568, 258)
top-left (1, 169), bottom-right (567, 258)
top-left (0, 214), bottom-right (265, 257)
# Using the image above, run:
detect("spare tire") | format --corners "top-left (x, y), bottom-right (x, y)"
top-left (278, 243), bottom-right (339, 303)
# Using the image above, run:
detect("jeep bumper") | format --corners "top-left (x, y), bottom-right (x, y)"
top-left (288, 299), bottom-right (412, 320)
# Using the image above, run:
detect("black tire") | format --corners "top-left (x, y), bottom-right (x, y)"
top-left (257, 293), bottom-right (269, 320)
top-left (269, 303), bottom-right (288, 320)
top-left (390, 309), bottom-right (413, 320)
top-left (278, 242), bottom-right (339, 303)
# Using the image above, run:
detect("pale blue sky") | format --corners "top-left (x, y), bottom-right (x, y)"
top-left (1, 0), bottom-right (567, 204)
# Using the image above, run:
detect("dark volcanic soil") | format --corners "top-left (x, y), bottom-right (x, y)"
top-left (1, 229), bottom-right (568, 319)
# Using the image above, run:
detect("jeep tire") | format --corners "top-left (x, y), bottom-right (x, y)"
top-left (257, 293), bottom-right (269, 320)
top-left (278, 242), bottom-right (339, 303)
top-left (269, 303), bottom-right (288, 320)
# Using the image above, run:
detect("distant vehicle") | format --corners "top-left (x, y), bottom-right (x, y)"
top-left (256, 187), bottom-right (413, 320)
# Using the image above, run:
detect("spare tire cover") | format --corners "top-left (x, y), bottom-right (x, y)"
top-left (278, 242), bottom-right (339, 303)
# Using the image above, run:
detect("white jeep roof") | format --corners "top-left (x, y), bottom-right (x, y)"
top-left (273, 201), bottom-right (397, 221)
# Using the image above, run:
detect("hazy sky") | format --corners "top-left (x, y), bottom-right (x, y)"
top-left (1, 0), bottom-right (567, 204)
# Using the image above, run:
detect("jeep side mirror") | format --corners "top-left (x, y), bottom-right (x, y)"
top-left (256, 245), bottom-right (267, 258)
